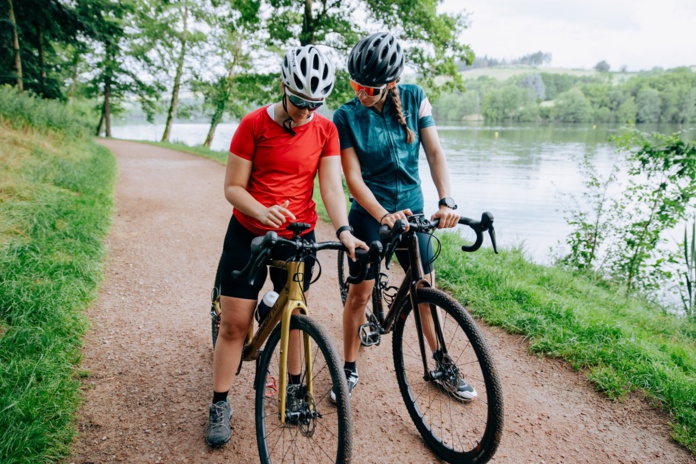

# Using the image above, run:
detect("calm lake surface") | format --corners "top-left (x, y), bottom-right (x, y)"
top-left (112, 121), bottom-right (694, 264)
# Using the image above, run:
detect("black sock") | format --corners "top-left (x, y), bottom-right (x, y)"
top-left (212, 390), bottom-right (228, 404)
top-left (289, 374), bottom-right (302, 385)
top-left (344, 361), bottom-right (357, 374)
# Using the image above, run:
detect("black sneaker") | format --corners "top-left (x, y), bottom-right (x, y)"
top-left (206, 400), bottom-right (232, 447)
top-left (330, 369), bottom-right (359, 403)
top-left (432, 350), bottom-right (477, 402)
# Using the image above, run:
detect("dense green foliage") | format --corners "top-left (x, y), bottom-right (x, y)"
top-left (0, 89), bottom-right (116, 462)
top-left (433, 67), bottom-right (696, 124)
top-left (557, 131), bottom-right (696, 301)
top-left (435, 234), bottom-right (696, 454)
top-left (1, 0), bottom-right (471, 144)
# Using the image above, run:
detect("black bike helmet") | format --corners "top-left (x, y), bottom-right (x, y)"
top-left (347, 32), bottom-right (405, 87)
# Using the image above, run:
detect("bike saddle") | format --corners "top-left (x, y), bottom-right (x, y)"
top-left (287, 222), bottom-right (312, 235)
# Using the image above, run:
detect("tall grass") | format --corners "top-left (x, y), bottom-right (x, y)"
top-left (0, 86), bottom-right (92, 136)
top-left (0, 88), bottom-right (116, 462)
top-left (435, 233), bottom-right (696, 454)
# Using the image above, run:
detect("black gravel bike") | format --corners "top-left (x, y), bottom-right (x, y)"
top-left (336, 213), bottom-right (503, 464)
top-left (211, 222), bottom-right (381, 464)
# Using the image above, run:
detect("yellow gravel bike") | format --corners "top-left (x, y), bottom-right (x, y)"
top-left (212, 222), bottom-right (381, 463)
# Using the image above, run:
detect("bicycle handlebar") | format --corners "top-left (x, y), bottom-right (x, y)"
top-left (231, 230), bottom-right (382, 287)
top-left (378, 212), bottom-right (498, 269)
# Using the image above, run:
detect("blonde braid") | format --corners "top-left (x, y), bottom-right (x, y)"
top-left (389, 83), bottom-right (416, 144)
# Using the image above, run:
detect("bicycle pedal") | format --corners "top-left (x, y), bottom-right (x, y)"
top-left (358, 323), bottom-right (381, 347)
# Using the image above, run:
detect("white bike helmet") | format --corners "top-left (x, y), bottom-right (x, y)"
top-left (281, 45), bottom-right (335, 99)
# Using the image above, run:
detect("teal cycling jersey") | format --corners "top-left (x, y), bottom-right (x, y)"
top-left (333, 84), bottom-right (435, 216)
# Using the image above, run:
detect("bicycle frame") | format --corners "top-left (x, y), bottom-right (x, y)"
top-left (240, 259), bottom-right (313, 424)
top-left (373, 231), bottom-right (451, 381)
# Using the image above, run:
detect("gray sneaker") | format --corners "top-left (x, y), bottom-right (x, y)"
top-left (330, 369), bottom-right (359, 403)
top-left (433, 350), bottom-right (477, 402)
top-left (206, 400), bottom-right (232, 447)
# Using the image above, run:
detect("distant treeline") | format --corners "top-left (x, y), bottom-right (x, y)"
top-left (459, 51), bottom-right (553, 70)
top-left (432, 68), bottom-right (696, 124)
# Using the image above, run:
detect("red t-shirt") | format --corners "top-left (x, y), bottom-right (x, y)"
top-left (230, 105), bottom-right (340, 238)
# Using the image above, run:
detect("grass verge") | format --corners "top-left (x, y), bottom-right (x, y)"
top-left (435, 233), bottom-right (696, 454)
top-left (0, 89), bottom-right (116, 462)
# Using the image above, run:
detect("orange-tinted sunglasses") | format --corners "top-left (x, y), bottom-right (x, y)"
top-left (349, 79), bottom-right (387, 97)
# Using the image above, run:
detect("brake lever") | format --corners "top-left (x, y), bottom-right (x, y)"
top-left (488, 225), bottom-right (499, 254)
top-left (382, 219), bottom-right (407, 270)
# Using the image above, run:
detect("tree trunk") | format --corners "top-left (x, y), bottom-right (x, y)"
top-left (104, 78), bottom-right (112, 137)
top-left (37, 27), bottom-right (47, 92)
top-left (96, 104), bottom-right (105, 136)
top-left (203, 100), bottom-right (226, 148)
top-left (300, 0), bottom-right (314, 45)
top-left (68, 49), bottom-right (81, 102)
top-left (162, 6), bottom-right (189, 142)
top-left (7, 0), bottom-right (23, 93)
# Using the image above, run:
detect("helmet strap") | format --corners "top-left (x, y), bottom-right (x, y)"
top-left (281, 93), bottom-right (296, 136)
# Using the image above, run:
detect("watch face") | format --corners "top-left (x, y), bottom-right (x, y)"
top-left (441, 197), bottom-right (456, 208)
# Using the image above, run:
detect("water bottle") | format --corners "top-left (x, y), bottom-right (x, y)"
top-left (256, 290), bottom-right (279, 322)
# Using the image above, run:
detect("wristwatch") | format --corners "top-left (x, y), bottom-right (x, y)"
top-left (335, 225), bottom-right (354, 239)
top-left (438, 197), bottom-right (458, 210)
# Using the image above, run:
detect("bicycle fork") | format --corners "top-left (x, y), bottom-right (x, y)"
top-left (277, 261), bottom-right (312, 424)
top-left (402, 233), bottom-right (450, 382)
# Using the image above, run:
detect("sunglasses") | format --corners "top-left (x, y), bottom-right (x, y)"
top-left (350, 79), bottom-right (387, 97)
top-left (285, 90), bottom-right (324, 111)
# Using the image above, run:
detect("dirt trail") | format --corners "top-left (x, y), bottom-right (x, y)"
top-left (69, 139), bottom-right (695, 464)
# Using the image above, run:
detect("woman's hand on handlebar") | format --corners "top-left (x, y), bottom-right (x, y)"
top-left (379, 208), bottom-right (413, 231)
top-left (339, 231), bottom-right (368, 262)
top-left (431, 206), bottom-right (459, 229)
top-left (257, 200), bottom-right (296, 228)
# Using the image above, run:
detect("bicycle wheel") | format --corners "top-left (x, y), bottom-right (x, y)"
top-left (392, 287), bottom-right (503, 464)
top-left (255, 314), bottom-right (352, 464)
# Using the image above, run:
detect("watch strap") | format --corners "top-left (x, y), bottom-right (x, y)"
top-left (336, 225), bottom-right (354, 239)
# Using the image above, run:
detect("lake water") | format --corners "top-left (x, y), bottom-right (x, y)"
top-left (111, 121), bottom-right (694, 265)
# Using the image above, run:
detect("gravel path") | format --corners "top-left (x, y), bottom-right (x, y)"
top-left (69, 139), bottom-right (695, 464)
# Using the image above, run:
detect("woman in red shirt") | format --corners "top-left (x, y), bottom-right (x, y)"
top-left (206, 45), bottom-right (366, 448)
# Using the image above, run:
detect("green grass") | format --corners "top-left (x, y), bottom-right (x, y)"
top-left (435, 233), bottom-right (696, 454)
top-left (131, 139), bottom-right (228, 164)
top-left (0, 89), bottom-right (116, 463)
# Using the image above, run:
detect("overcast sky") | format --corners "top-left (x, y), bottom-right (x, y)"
top-left (440, 0), bottom-right (696, 71)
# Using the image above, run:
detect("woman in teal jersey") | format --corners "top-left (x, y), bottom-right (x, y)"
top-left (331, 31), bottom-right (476, 403)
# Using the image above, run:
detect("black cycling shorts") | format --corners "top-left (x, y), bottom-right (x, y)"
top-left (215, 215), bottom-right (316, 300)
top-left (347, 208), bottom-right (434, 281)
